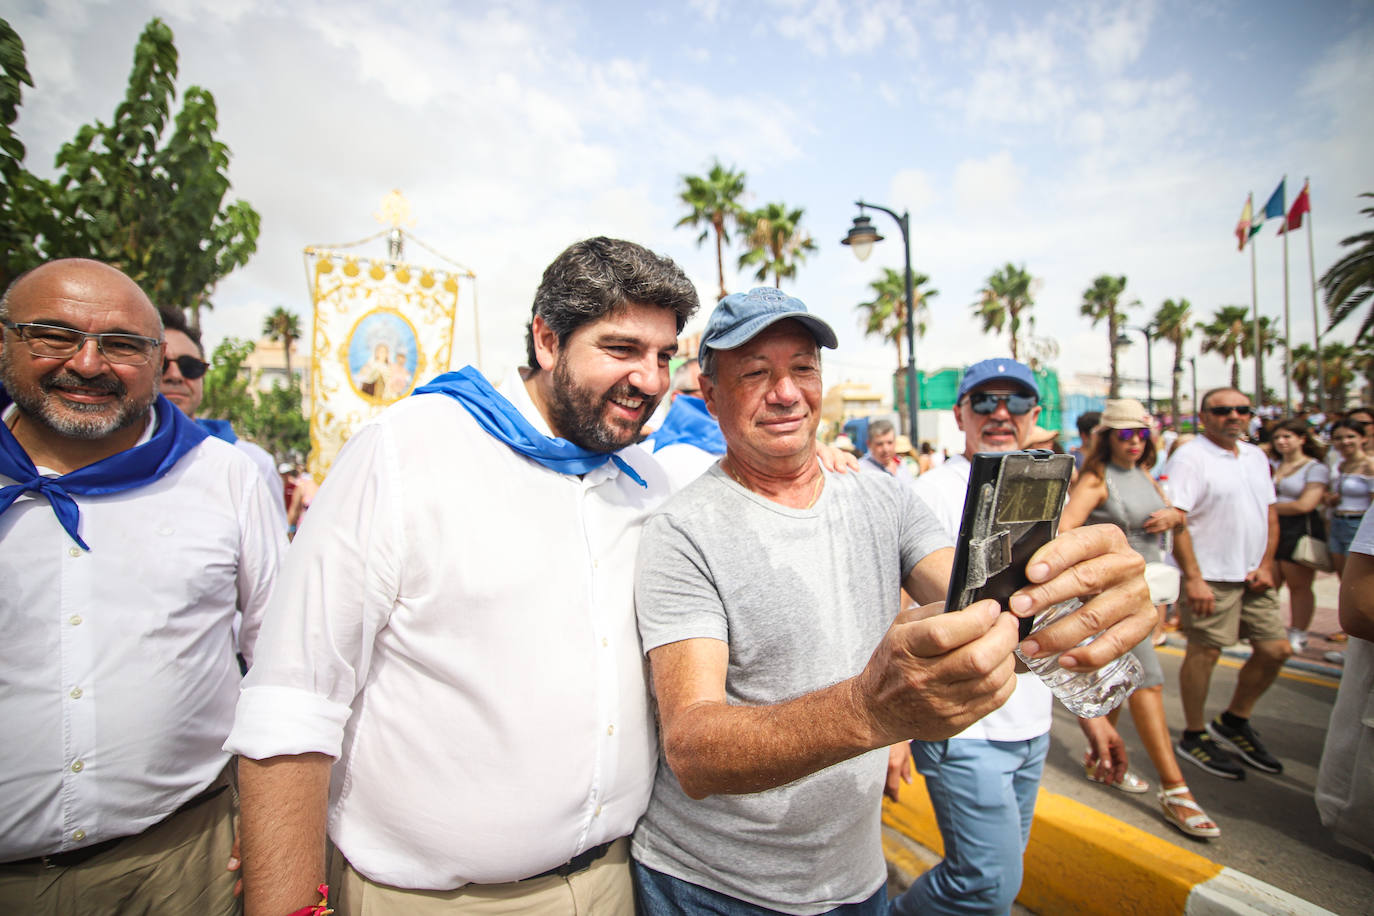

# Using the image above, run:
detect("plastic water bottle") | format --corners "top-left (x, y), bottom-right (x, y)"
top-left (1015, 598), bottom-right (1143, 717)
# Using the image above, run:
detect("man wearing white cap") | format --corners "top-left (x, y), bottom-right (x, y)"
top-left (631, 294), bottom-right (1153, 914)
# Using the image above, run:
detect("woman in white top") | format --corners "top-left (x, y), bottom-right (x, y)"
top-left (1327, 418), bottom-right (1374, 577)
top-left (1270, 419), bottom-right (1330, 652)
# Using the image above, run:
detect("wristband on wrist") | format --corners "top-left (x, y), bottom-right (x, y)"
top-left (286, 884), bottom-right (332, 916)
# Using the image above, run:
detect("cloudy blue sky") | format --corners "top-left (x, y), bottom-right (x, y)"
top-left (10, 0), bottom-right (1374, 405)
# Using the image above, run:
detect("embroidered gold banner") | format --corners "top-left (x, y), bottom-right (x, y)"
top-left (304, 249), bottom-right (461, 479)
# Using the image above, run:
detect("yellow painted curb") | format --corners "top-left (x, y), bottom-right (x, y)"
top-left (883, 773), bottom-right (1223, 915)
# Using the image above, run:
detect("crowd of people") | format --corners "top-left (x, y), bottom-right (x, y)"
top-left (0, 247), bottom-right (1368, 916)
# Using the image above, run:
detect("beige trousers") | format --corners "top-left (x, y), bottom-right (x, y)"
top-left (329, 837), bottom-right (634, 916)
top-left (0, 775), bottom-right (239, 916)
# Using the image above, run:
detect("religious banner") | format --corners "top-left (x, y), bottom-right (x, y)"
top-left (304, 248), bottom-right (462, 479)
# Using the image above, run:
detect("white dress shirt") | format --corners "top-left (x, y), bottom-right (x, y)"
top-left (226, 371), bottom-right (668, 890)
top-left (1163, 436), bottom-right (1276, 581)
top-left (911, 455), bottom-right (1053, 742)
top-left (0, 410), bottom-right (284, 861)
top-left (236, 438), bottom-right (289, 530)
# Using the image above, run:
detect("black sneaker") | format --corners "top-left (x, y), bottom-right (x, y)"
top-left (1176, 732), bottom-right (1246, 780)
top-left (1207, 717), bottom-right (1284, 774)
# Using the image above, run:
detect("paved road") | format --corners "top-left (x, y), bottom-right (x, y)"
top-left (1039, 573), bottom-right (1369, 915)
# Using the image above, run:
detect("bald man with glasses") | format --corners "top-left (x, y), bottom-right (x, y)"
top-left (0, 259), bottom-right (284, 914)
top-left (1164, 386), bottom-right (1290, 781)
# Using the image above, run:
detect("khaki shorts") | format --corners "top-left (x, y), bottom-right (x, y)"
top-left (1180, 580), bottom-right (1286, 649)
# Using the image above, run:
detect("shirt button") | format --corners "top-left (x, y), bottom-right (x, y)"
top-left (69, 615), bottom-right (83, 626)
top-left (71, 760), bottom-right (84, 773)
top-left (72, 829), bottom-right (86, 842)
top-left (68, 547), bottom-right (81, 558)
top-left (594, 805), bottom-right (603, 817)
top-left (69, 686), bottom-right (83, 700)
top-left (601, 638), bottom-right (609, 648)
top-left (607, 725), bottom-right (615, 736)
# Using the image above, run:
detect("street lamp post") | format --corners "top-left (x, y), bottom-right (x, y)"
top-left (843, 200), bottom-right (918, 444)
top-left (1117, 325), bottom-right (1155, 415)
top-left (1188, 356), bottom-right (1198, 430)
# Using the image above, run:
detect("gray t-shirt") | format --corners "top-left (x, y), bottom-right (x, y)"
top-left (632, 463), bottom-right (950, 914)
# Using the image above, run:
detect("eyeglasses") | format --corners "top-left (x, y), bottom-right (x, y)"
top-left (1206, 404), bottom-right (1253, 417)
top-left (163, 354), bottom-right (210, 380)
top-left (1113, 428), bottom-right (1151, 441)
top-left (965, 392), bottom-right (1038, 415)
top-left (2, 320), bottom-right (162, 366)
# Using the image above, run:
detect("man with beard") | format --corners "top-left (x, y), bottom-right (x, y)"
top-left (160, 307), bottom-right (288, 529)
top-left (227, 237), bottom-right (699, 915)
top-left (0, 259), bottom-right (284, 913)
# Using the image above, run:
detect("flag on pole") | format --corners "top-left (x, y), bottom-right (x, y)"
top-left (1236, 193), bottom-right (1253, 251)
top-left (1279, 179), bottom-right (1311, 235)
top-left (1260, 179), bottom-right (1286, 222)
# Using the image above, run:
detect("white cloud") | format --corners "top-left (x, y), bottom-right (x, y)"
top-left (887, 168), bottom-right (936, 215)
top-left (768, 0), bottom-right (919, 56)
top-left (1085, 1), bottom-right (1155, 75)
top-left (952, 151), bottom-right (1022, 212)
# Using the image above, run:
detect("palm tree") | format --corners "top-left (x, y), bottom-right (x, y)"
top-left (676, 160), bottom-right (747, 301)
top-left (1080, 274), bottom-right (1133, 397)
top-left (1153, 297), bottom-right (1193, 421)
top-left (1351, 340), bottom-right (1374, 405)
top-left (1290, 343), bottom-right (1320, 408)
top-left (1238, 314), bottom-right (1279, 398)
top-left (738, 203), bottom-right (817, 288)
top-left (856, 267), bottom-right (936, 372)
top-left (1321, 341), bottom-right (1357, 407)
top-left (1198, 305), bottom-right (1251, 389)
top-left (971, 263), bottom-right (1035, 360)
top-left (262, 306), bottom-right (302, 381)
top-left (1321, 191), bottom-right (1374, 343)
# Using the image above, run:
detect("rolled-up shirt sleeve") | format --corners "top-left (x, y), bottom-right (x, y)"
top-left (226, 421), bottom-right (404, 760)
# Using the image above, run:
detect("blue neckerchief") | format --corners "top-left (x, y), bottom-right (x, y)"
top-left (652, 395), bottom-right (725, 455)
top-left (195, 418), bottom-right (238, 443)
top-left (0, 391), bottom-right (209, 550)
top-left (412, 366), bottom-right (647, 487)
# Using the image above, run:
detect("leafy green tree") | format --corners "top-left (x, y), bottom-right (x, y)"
top-left (1081, 274), bottom-right (1133, 397)
top-left (0, 18), bottom-right (42, 287)
top-left (856, 267), bottom-right (936, 373)
top-left (1321, 192), bottom-right (1374, 344)
top-left (1, 18), bottom-right (259, 328)
top-left (1353, 341), bottom-right (1374, 404)
top-left (1198, 305), bottom-right (1251, 390)
top-left (199, 337), bottom-right (255, 421)
top-left (200, 335), bottom-right (309, 461)
top-left (1153, 297), bottom-right (1193, 421)
top-left (262, 306), bottom-right (303, 380)
top-left (676, 160), bottom-right (747, 301)
top-left (738, 202), bottom-right (816, 288)
top-left (972, 263), bottom-right (1035, 361)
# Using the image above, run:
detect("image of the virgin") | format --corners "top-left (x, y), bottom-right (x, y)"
top-left (349, 312), bottom-right (418, 402)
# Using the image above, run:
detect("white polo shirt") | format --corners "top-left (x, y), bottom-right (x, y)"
top-left (226, 371), bottom-right (667, 890)
top-left (1162, 435), bottom-right (1276, 582)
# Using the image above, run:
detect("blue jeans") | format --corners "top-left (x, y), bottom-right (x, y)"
top-left (632, 860), bottom-right (889, 916)
top-left (891, 734), bottom-right (1050, 916)
top-left (1330, 513), bottom-right (1364, 556)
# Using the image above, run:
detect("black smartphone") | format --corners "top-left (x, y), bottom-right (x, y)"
top-left (944, 450), bottom-right (1075, 640)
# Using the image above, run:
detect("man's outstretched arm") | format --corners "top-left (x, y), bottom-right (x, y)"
top-left (240, 753), bottom-right (332, 916)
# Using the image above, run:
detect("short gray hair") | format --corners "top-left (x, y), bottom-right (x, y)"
top-left (868, 418), bottom-right (894, 440)
top-left (524, 237), bottom-right (699, 370)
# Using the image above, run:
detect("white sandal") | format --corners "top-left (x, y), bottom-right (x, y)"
top-left (1159, 785), bottom-right (1220, 838)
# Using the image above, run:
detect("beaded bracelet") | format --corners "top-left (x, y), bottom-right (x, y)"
top-left (286, 884), bottom-right (333, 916)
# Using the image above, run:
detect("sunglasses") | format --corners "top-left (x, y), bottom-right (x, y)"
top-left (163, 354), bottom-right (209, 380)
top-left (965, 392), bottom-right (1038, 415)
top-left (1113, 428), bottom-right (1151, 442)
top-left (1206, 404), bottom-right (1252, 417)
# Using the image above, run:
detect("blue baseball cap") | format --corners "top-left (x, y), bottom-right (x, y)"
top-left (956, 358), bottom-right (1040, 400)
top-left (699, 287), bottom-right (838, 358)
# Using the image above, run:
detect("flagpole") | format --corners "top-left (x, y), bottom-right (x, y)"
top-left (1250, 196), bottom-right (1261, 404)
top-left (1305, 179), bottom-right (1324, 412)
top-left (1281, 174), bottom-right (1291, 415)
